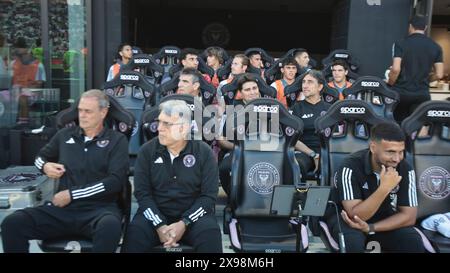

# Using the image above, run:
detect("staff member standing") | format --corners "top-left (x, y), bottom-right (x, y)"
top-left (1, 90), bottom-right (129, 253)
top-left (122, 100), bottom-right (222, 253)
top-left (387, 15), bottom-right (443, 123)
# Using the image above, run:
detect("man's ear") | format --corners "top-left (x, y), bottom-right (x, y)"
top-left (369, 141), bottom-right (376, 154)
top-left (193, 81), bottom-right (200, 91)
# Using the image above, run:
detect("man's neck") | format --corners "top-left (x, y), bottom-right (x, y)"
top-left (122, 58), bottom-right (130, 65)
top-left (283, 77), bottom-right (295, 85)
top-left (371, 156), bottom-right (381, 174)
top-left (333, 80), bottom-right (346, 88)
top-left (410, 30), bottom-right (425, 35)
top-left (83, 125), bottom-right (104, 139)
top-left (167, 140), bottom-right (188, 156)
top-left (305, 95), bottom-right (321, 105)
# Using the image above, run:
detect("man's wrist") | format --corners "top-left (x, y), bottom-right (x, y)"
top-left (181, 218), bottom-right (191, 228)
top-left (367, 223), bottom-right (376, 235)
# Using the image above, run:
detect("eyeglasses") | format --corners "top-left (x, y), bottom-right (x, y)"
top-left (155, 119), bottom-right (183, 128)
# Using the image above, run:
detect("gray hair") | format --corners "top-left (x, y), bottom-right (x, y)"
top-left (81, 89), bottom-right (110, 109)
top-left (159, 100), bottom-right (192, 125)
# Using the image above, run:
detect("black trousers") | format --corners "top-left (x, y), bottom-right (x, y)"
top-left (1, 204), bottom-right (122, 253)
top-left (219, 152), bottom-right (232, 196)
top-left (394, 93), bottom-right (430, 124)
top-left (121, 213), bottom-right (222, 253)
top-left (295, 152), bottom-right (314, 182)
top-left (326, 212), bottom-right (424, 253)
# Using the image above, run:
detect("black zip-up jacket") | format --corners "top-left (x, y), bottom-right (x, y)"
top-left (134, 138), bottom-right (219, 228)
top-left (34, 126), bottom-right (129, 209)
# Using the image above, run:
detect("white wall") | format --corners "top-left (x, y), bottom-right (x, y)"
top-left (431, 27), bottom-right (450, 77)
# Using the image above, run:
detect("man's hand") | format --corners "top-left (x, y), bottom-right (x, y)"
top-left (341, 210), bottom-right (369, 233)
top-left (43, 162), bottom-right (66, 179)
top-left (313, 155), bottom-right (320, 173)
top-left (52, 190), bottom-right (71, 207)
top-left (379, 165), bottom-right (402, 193)
top-left (163, 221), bottom-right (187, 248)
top-left (156, 225), bottom-right (171, 244)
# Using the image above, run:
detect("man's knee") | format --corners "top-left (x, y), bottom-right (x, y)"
top-left (1, 211), bottom-right (33, 233)
top-left (95, 214), bottom-right (121, 234)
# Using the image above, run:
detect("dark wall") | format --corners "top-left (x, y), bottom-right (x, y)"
top-left (129, 8), bottom-right (332, 56)
top-left (333, 0), bottom-right (412, 78)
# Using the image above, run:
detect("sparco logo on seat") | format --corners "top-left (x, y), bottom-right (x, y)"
top-left (164, 49), bottom-right (178, 54)
top-left (335, 53), bottom-right (348, 59)
top-left (120, 75), bottom-right (139, 81)
top-left (427, 110), bottom-right (450, 118)
top-left (361, 81), bottom-right (380, 87)
top-left (135, 59), bottom-right (150, 64)
top-left (253, 105), bottom-right (279, 113)
top-left (340, 107), bottom-right (366, 114)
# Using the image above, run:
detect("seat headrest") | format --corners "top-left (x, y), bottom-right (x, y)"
top-left (343, 76), bottom-right (399, 101)
top-left (244, 47), bottom-right (274, 68)
top-left (56, 95), bottom-right (136, 138)
top-left (131, 46), bottom-right (143, 55)
top-left (125, 54), bottom-right (164, 76)
top-left (216, 58), bottom-right (233, 81)
top-left (321, 49), bottom-right (359, 71)
top-left (221, 74), bottom-right (277, 105)
top-left (401, 100), bottom-right (450, 136)
top-left (152, 45), bottom-right (181, 61)
top-left (235, 98), bottom-right (304, 136)
top-left (157, 73), bottom-right (217, 105)
top-left (103, 70), bottom-right (156, 96)
top-left (315, 100), bottom-right (385, 132)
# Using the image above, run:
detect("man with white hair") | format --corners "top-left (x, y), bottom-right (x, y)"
top-left (122, 100), bottom-right (222, 252)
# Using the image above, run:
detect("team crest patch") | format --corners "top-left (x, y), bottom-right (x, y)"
top-left (320, 111), bottom-right (327, 116)
top-left (325, 95), bottom-right (333, 103)
top-left (419, 166), bottom-right (450, 200)
top-left (203, 92), bottom-right (211, 99)
top-left (290, 93), bottom-right (296, 101)
top-left (384, 97), bottom-right (394, 104)
top-left (96, 140), bottom-right (110, 148)
top-left (324, 127), bottom-right (332, 137)
top-left (285, 127), bottom-right (295, 136)
top-left (247, 162), bottom-right (280, 195)
top-left (118, 122), bottom-right (128, 133)
top-left (183, 155), bottom-right (196, 167)
top-left (228, 91), bottom-right (234, 99)
top-left (150, 121), bottom-right (158, 133)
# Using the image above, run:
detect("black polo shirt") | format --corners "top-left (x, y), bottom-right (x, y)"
top-left (133, 138), bottom-right (219, 228)
top-left (334, 149), bottom-right (418, 223)
top-left (291, 100), bottom-right (330, 152)
top-left (392, 33), bottom-right (443, 96)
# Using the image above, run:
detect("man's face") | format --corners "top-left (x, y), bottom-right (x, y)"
top-left (177, 74), bottom-right (200, 96)
top-left (370, 140), bottom-right (405, 169)
top-left (302, 74), bottom-right (322, 98)
top-left (181, 54), bottom-right (199, 69)
top-left (331, 65), bottom-right (348, 84)
top-left (231, 57), bottom-right (246, 75)
top-left (78, 97), bottom-right (108, 131)
top-left (295, 52), bottom-right (310, 69)
top-left (281, 64), bottom-right (298, 81)
top-left (249, 54), bottom-right (263, 69)
top-left (120, 45), bottom-right (133, 59)
top-left (240, 81), bottom-right (260, 103)
top-left (157, 112), bottom-right (188, 146)
top-left (207, 55), bottom-right (220, 68)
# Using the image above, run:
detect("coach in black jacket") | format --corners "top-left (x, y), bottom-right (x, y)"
top-left (1, 90), bottom-right (129, 253)
top-left (122, 99), bottom-right (222, 253)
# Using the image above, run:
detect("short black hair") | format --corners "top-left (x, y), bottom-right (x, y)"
top-left (331, 59), bottom-right (349, 71)
top-left (237, 73), bottom-right (258, 91)
top-left (370, 122), bottom-right (405, 142)
top-left (282, 56), bottom-right (297, 67)
top-left (14, 37), bottom-right (28, 49)
top-left (409, 15), bottom-right (427, 30)
top-left (180, 48), bottom-right (199, 61)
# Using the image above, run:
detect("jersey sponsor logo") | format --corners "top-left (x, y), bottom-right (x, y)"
top-left (419, 166), bottom-right (450, 200)
top-left (164, 49), bottom-right (178, 54)
top-left (154, 157), bottom-right (163, 164)
top-left (120, 74), bottom-right (139, 81)
top-left (253, 105), bottom-right (279, 114)
top-left (134, 58), bottom-right (150, 64)
top-left (65, 137), bottom-right (75, 144)
top-left (361, 81), bottom-right (380, 87)
top-left (340, 107), bottom-right (366, 114)
top-left (183, 154), bottom-right (196, 167)
top-left (301, 113), bottom-right (314, 119)
top-left (96, 140), bottom-right (110, 148)
top-left (334, 53), bottom-right (349, 59)
top-left (247, 162), bottom-right (280, 195)
top-left (427, 110), bottom-right (450, 118)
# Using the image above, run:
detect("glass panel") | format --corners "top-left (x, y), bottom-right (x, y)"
top-left (0, 0), bottom-right (43, 128)
top-left (49, 0), bottom-right (87, 110)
